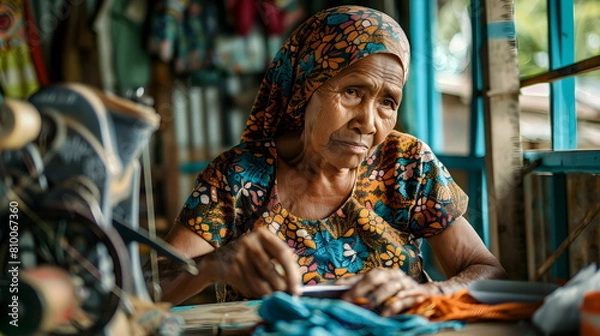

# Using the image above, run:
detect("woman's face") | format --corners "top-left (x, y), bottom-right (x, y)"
top-left (302, 54), bottom-right (404, 170)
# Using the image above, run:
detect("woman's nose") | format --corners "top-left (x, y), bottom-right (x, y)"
top-left (349, 103), bottom-right (377, 134)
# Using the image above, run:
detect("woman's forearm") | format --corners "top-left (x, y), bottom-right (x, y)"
top-left (424, 262), bottom-right (508, 295)
top-left (425, 217), bottom-right (509, 295)
top-left (156, 254), bottom-right (219, 305)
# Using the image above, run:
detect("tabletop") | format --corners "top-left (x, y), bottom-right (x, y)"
top-left (171, 300), bottom-right (541, 336)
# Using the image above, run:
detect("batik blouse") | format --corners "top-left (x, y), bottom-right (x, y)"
top-left (176, 130), bottom-right (468, 301)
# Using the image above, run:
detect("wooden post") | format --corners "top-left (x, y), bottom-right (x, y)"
top-left (481, 0), bottom-right (527, 279)
top-left (149, 61), bottom-right (181, 230)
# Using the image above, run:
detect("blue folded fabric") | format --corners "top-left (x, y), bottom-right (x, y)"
top-left (253, 292), bottom-right (464, 336)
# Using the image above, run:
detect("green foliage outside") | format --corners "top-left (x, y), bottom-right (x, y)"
top-left (436, 0), bottom-right (600, 81)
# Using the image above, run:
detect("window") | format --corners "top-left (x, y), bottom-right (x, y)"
top-left (405, 0), bottom-right (600, 281)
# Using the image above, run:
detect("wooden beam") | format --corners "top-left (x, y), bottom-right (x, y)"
top-left (520, 55), bottom-right (600, 88)
top-left (482, 0), bottom-right (527, 279)
top-left (534, 202), bottom-right (600, 280)
top-left (149, 61), bottom-right (180, 229)
top-left (523, 150), bottom-right (600, 173)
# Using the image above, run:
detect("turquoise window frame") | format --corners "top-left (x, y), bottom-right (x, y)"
top-left (522, 0), bottom-right (600, 281)
top-left (404, 0), bottom-right (599, 281)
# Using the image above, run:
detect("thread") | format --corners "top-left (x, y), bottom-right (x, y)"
top-left (0, 99), bottom-right (42, 150)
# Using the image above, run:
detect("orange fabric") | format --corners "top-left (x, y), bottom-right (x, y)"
top-left (405, 289), bottom-right (542, 322)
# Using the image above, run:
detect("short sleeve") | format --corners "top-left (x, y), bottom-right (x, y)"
top-left (175, 140), bottom-right (276, 248)
top-left (407, 140), bottom-right (468, 238)
top-left (175, 155), bottom-right (239, 248)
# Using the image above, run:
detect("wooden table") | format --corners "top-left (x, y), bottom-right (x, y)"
top-left (171, 301), bottom-right (541, 336)
top-left (435, 322), bottom-right (538, 335)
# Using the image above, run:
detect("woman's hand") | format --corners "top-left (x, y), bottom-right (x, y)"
top-left (336, 269), bottom-right (439, 317)
top-left (212, 227), bottom-right (301, 299)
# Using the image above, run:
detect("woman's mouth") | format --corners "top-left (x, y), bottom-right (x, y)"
top-left (332, 140), bottom-right (369, 153)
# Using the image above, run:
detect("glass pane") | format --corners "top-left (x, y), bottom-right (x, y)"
top-left (515, 0), bottom-right (549, 77)
top-left (436, 0), bottom-right (471, 155)
top-left (574, 0), bottom-right (600, 149)
top-left (516, 0), bottom-right (552, 150)
top-left (574, 0), bottom-right (600, 63)
top-left (576, 73), bottom-right (600, 149)
top-left (520, 84), bottom-right (551, 150)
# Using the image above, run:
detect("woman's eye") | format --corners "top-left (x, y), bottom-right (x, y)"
top-left (383, 99), bottom-right (396, 109)
top-left (345, 88), bottom-right (358, 95)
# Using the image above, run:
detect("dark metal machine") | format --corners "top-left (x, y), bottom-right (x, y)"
top-left (0, 84), bottom-right (196, 335)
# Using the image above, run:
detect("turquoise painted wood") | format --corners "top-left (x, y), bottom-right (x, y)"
top-left (404, 0), bottom-right (442, 151)
top-left (548, 0), bottom-right (577, 150)
top-left (546, 0), bottom-right (576, 280)
top-left (403, 0), bottom-right (494, 279)
top-left (524, 150), bottom-right (600, 173)
top-left (436, 155), bottom-right (486, 171)
top-left (403, 0), bottom-right (445, 281)
top-left (467, 0), bottom-right (489, 245)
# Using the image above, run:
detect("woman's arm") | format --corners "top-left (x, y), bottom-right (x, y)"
top-left (379, 216), bottom-right (507, 315)
top-left (156, 222), bottom-right (217, 305)
top-left (426, 216), bottom-right (508, 292)
top-left (339, 216), bottom-right (507, 316)
top-left (156, 223), bottom-right (301, 305)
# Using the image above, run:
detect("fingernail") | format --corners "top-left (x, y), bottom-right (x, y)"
top-left (273, 263), bottom-right (285, 276)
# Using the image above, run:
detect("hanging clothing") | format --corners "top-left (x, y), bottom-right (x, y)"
top-left (110, 0), bottom-right (152, 92)
top-left (93, 0), bottom-right (117, 93)
top-left (23, 0), bottom-right (48, 86)
top-left (52, 1), bottom-right (103, 87)
top-left (148, 0), bottom-right (221, 74)
top-left (227, 0), bottom-right (286, 36)
top-left (0, 0), bottom-right (40, 99)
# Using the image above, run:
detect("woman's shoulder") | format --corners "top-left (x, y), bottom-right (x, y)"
top-left (360, 131), bottom-right (437, 177)
top-left (379, 130), bottom-right (429, 158)
top-left (385, 130), bottom-right (423, 144)
top-left (213, 139), bottom-right (277, 164)
top-left (203, 138), bottom-right (278, 183)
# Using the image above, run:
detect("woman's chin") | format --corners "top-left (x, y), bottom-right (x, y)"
top-left (327, 156), bottom-right (364, 170)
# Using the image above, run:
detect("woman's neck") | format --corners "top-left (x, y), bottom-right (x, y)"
top-left (275, 134), bottom-right (357, 219)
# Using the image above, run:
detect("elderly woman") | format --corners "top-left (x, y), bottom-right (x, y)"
top-left (159, 5), bottom-right (507, 316)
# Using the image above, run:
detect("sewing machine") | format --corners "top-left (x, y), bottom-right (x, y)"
top-left (0, 84), bottom-right (196, 335)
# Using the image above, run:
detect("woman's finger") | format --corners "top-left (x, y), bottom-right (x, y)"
top-left (257, 229), bottom-right (301, 294)
top-left (340, 269), bottom-right (423, 310)
top-left (237, 257), bottom-right (273, 297)
top-left (340, 269), bottom-right (388, 303)
top-left (368, 276), bottom-right (408, 308)
top-left (242, 234), bottom-right (288, 293)
top-left (214, 231), bottom-right (280, 297)
top-left (380, 294), bottom-right (427, 317)
top-left (250, 255), bottom-right (288, 293)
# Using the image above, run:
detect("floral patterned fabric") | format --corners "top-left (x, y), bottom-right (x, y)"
top-left (176, 6), bottom-right (468, 301)
top-left (177, 133), bottom-right (468, 300)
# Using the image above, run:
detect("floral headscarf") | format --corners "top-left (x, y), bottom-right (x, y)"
top-left (240, 5), bottom-right (411, 142)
